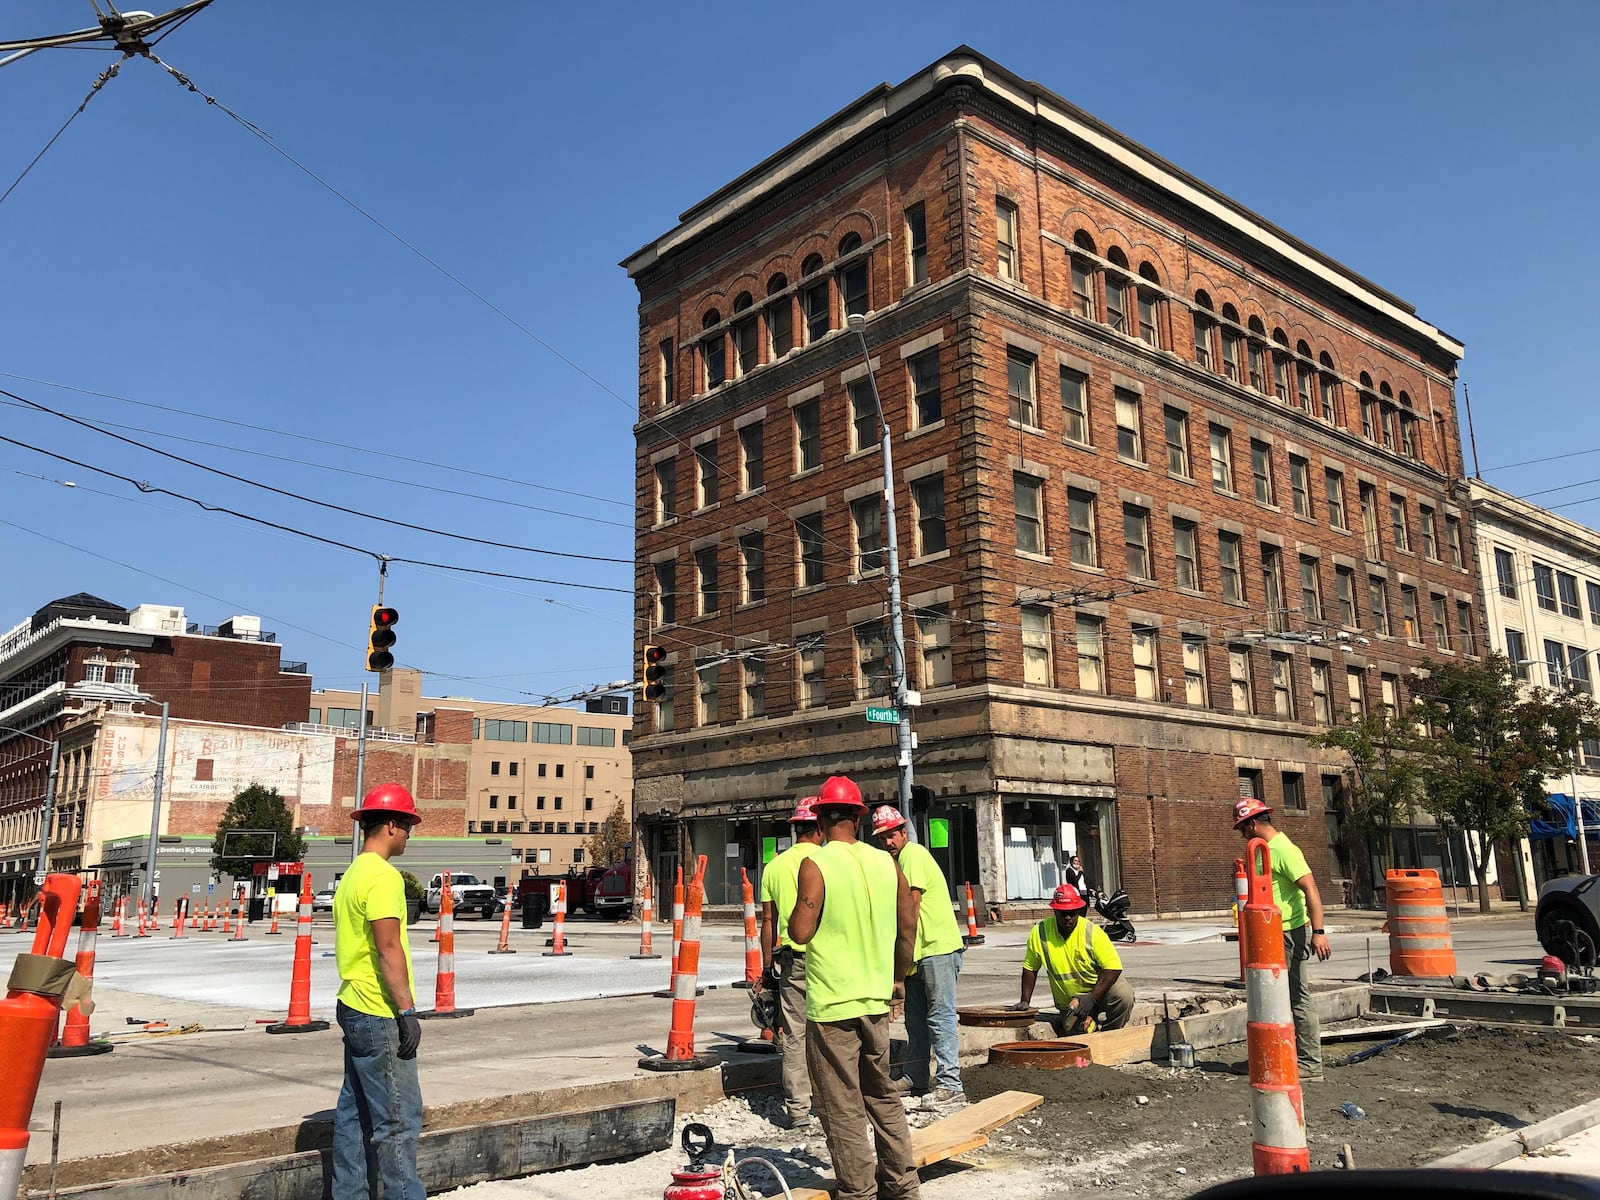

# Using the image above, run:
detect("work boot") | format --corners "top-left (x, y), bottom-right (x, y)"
top-left (923, 1088), bottom-right (966, 1109)
top-left (892, 1076), bottom-right (920, 1095)
top-left (775, 1111), bottom-right (816, 1131)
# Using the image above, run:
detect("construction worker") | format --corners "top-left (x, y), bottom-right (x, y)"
top-left (332, 783), bottom-right (425, 1200)
top-left (1233, 797), bottom-right (1332, 1080)
top-left (789, 776), bottom-right (920, 1200)
top-left (1011, 882), bottom-right (1134, 1034)
top-left (758, 796), bottom-right (824, 1130)
top-left (870, 804), bottom-right (965, 1104)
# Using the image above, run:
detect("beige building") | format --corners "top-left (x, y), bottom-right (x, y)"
top-left (312, 669), bottom-right (633, 876)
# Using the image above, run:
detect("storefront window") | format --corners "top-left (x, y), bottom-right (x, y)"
top-left (1001, 798), bottom-right (1115, 900)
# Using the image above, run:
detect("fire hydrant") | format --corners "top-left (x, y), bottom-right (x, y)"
top-left (664, 1124), bottom-right (722, 1200)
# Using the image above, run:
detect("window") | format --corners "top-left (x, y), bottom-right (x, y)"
top-left (918, 605), bottom-right (952, 688)
top-left (1569, 647), bottom-right (1594, 695)
top-left (1535, 563), bottom-right (1558, 612)
top-left (696, 439), bottom-right (719, 508)
top-left (114, 661), bottom-right (134, 685)
top-left (1064, 487), bottom-right (1098, 568)
top-left (695, 545), bottom-right (719, 616)
top-left (534, 724), bottom-right (573, 745)
top-left (1132, 626), bottom-right (1159, 699)
top-left (855, 620), bottom-right (889, 699)
top-left (1300, 556), bottom-right (1322, 623)
top-left (1138, 286), bottom-right (1161, 347)
top-left (1248, 339), bottom-right (1266, 391)
top-left (697, 662), bottom-right (719, 725)
top-left (1360, 484), bottom-right (1381, 559)
top-left (509, 797), bottom-right (519, 811)
top-left (912, 476), bottom-right (947, 557)
top-left (1545, 638), bottom-right (1566, 685)
top-left (767, 277), bottom-right (793, 357)
top-left (1210, 425), bottom-right (1233, 491)
top-left (1311, 661), bottom-right (1332, 724)
top-left (1076, 616), bottom-right (1105, 693)
top-left (1389, 495), bottom-right (1410, 552)
top-left (1283, 772), bottom-right (1306, 812)
top-left (839, 236), bottom-right (868, 317)
top-left (491, 761), bottom-right (501, 776)
top-left (1368, 575), bottom-right (1390, 637)
top-left (1447, 516), bottom-right (1465, 568)
top-left (743, 657), bottom-right (766, 718)
top-left (1229, 646), bottom-right (1253, 714)
top-left (798, 635), bottom-right (826, 709)
top-left (1336, 567), bottom-right (1358, 628)
top-left (995, 199), bottom-right (1019, 280)
top-left (1480, 548), bottom-right (1513, 601)
top-left (1296, 364), bottom-right (1315, 412)
top-left (1008, 349), bottom-right (1039, 427)
top-left (1507, 629), bottom-right (1529, 678)
top-left (740, 532), bottom-right (766, 603)
top-left (1021, 606), bottom-right (1053, 686)
top-left (489, 796), bottom-right (499, 809)
top-left (733, 305), bottom-right (759, 377)
top-left (1219, 531), bottom-right (1243, 604)
top-left (1220, 328), bottom-right (1241, 382)
top-left (802, 260), bottom-right (830, 343)
top-left (1115, 389), bottom-right (1142, 461)
top-left (1164, 407), bottom-right (1189, 476)
top-left (1289, 456), bottom-right (1311, 518)
top-left (656, 665), bottom-right (675, 733)
top-left (654, 458), bottom-right (677, 523)
top-left (1320, 374), bottom-right (1339, 423)
top-left (1014, 474), bottom-right (1046, 555)
top-left (1360, 393), bottom-right (1377, 440)
top-left (1589, 583), bottom-right (1600, 627)
top-left (1251, 440), bottom-right (1274, 506)
top-left (1400, 411), bottom-right (1418, 459)
top-left (1174, 520), bottom-right (1200, 591)
top-left (1457, 602), bottom-right (1477, 655)
top-left (1272, 653), bottom-right (1295, 718)
top-left (1105, 274), bottom-right (1130, 335)
top-left (1347, 667), bottom-right (1366, 716)
top-left (659, 339), bottom-right (675, 409)
top-left (1061, 367), bottom-right (1089, 444)
top-left (654, 561), bottom-right (676, 625)
top-left (1182, 635), bottom-right (1208, 706)
top-left (850, 379), bottom-right (877, 453)
top-left (739, 422), bottom-right (764, 492)
top-left (796, 512), bottom-right (825, 587)
top-left (509, 762), bottom-right (519, 775)
top-left (909, 349), bottom-right (941, 427)
top-left (701, 313), bottom-right (725, 389)
top-left (1070, 256), bottom-right (1095, 318)
top-left (1325, 469), bottom-right (1346, 531)
top-left (852, 496), bottom-right (884, 574)
top-left (1400, 586), bottom-right (1420, 640)
top-left (576, 727), bottom-right (615, 747)
top-left (1123, 505), bottom-right (1152, 580)
top-left (538, 764), bottom-right (547, 777)
top-left (1192, 311), bottom-right (1213, 369)
top-left (1419, 505), bottom-right (1438, 560)
top-left (794, 399), bottom-right (821, 472)
top-left (483, 719), bottom-right (529, 742)
top-left (1559, 571), bottom-right (1583, 619)
top-left (1381, 673), bottom-right (1400, 713)
top-left (1262, 545), bottom-right (1285, 632)
top-left (1432, 594), bottom-right (1452, 650)
top-left (1273, 354), bottom-right (1292, 403)
top-left (906, 202), bottom-right (928, 286)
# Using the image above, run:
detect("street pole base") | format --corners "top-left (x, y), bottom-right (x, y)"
top-left (630, 953), bottom-right (663, 960)
top-left (47, 1041), bottom-right (114, 1058)
top-left (417, 1008), bottom-right (475, 1020)
top-left (265, 1020), bottom-right (330, 1035)
top-left (638, 1053), bottom-right (719, 1072)
top-left (542, 950), bottom-right (572, 957)
top-left (488, 947), bottom-right (517, 955)
top-left (963, 935), bottom-right (986, 946)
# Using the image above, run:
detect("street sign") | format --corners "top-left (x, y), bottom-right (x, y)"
top-left (866, 706), bottom-right (900, 725)
top-left (191, 883), bottom-right (201, 892)
top-left (32, 871), bottom-right (46, 886)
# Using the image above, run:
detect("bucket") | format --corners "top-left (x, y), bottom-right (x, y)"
top-left (1169, 1042), bottom-right (1195, 1068)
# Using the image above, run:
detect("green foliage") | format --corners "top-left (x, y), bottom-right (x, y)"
top-left (1309, 705), bottom-right (1426, 872)
top-left (585, 801), bottom-right (632, 866)
top-left (399, 870), bottom-right (423, 901)
top-left (209, 784), bottom-right (306, 880)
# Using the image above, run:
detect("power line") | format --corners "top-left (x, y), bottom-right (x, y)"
top-left (0, 58), bottom-right (123, 212)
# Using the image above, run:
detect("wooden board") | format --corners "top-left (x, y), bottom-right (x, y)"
top-left (1078, 1022), bottom-right (1164, 1066)
top-left (1321, 1018), bottom-right (1450, 1043)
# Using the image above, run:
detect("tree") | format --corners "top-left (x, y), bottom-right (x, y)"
top-left (585, 801), bottom-right (632, 867)
top-left (210, 784), bottom-right (306, 883)
top-left (1409, 654), bottom-right (1600, 912)
top-left (1309, 706), bottom-right (1427, 890)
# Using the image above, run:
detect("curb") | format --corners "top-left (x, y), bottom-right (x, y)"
top-left (1430, 1096), bottom-right (1600, 1169)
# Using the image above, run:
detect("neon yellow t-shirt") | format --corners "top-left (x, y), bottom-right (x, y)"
top-left (1267, 831), bottom-right (1312, 931)
top-left (1022, 915), bottom-right (1123, 1009)
top-left (896, 842), bottom-right (964, 961)
top-left (760, 841), bottom-right (818, 950)
top-left (805, 840), bottom-right (898, 1022)
top-left (334, 852), bottom-right (415, 1017)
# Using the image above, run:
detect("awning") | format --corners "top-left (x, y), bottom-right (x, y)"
top-left (1529, 793), bottom-right (1600, 840)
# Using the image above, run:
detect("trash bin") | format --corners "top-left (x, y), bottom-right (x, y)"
top-left (248, 897), bottom-right (265, 922)
top-left (520, 886), bottom-right (549, 930)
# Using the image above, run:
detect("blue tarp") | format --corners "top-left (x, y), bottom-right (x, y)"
top-left (1529, 793), bottom-right (1600, 840)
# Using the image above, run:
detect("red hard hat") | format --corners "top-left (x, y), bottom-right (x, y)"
top-left (1048, 883), bottom-right (1089, 912)
top-left (1233, 798), bottom-right (1272, 828)
top-left (816, 775), bottom-right (866, 811)
top-left (352, 782), bottom-right (423, 826)
top-left (788, 797), bottom-right (819, 824)
top-left (870, 805), bottom-right (907, 836)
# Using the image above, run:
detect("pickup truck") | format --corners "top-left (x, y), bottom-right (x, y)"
top-left (593, 859), bottom-right (634, 920)
top-left (424, 872), bottom-right (498, 919)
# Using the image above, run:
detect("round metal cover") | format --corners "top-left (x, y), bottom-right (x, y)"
top-left (958, 1005), bottom-right (1038, 1028)
top-left (987, 1039), bottom-right (1093, 1069)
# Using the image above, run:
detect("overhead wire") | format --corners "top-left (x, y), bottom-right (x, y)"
top-left (0, 57), bottom-right (124, 213)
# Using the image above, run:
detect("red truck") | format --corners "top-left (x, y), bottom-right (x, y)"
top-left (516, 860), bottom-right (632, 920)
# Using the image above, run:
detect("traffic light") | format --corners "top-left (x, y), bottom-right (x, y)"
top-left (643, 644), bottom-right (667, 701)
top-left (366, 606), bottom-right (399, 671)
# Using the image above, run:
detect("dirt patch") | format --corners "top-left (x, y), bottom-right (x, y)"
top-left (962, 1026), bottom-right (1600, 1196)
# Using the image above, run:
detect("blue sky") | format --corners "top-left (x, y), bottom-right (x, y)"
top-left (0, 1), bottom-right (1594, 706)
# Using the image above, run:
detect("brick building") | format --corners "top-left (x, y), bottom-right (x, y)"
top-left (623, 49), bottom-right (1472, 914)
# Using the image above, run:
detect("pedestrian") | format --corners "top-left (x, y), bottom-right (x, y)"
top-left (788, 776), bottom-right (920, 1200)
top-left (1063, 853), bottom-right (1087, 893)
top-left (870, 805), bottom-right (965, 1105)
top-left (1232, 797), bottom-right (1332, 1080)
top-left (758, 796), bottom-right (824, 1130)
top-left (1010, 883), bottom-right (1134, 1034)
top-left (332, 783), bottom-right (426, 1200)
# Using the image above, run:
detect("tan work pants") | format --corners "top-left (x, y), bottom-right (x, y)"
top-left (777, 951), bottom-right (810, 1119)
top-left (806, 1012), bottom-right (921, 1200)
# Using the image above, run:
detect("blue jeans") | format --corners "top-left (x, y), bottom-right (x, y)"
top-left (333, 1001), bottom-right (425, 1200)
top-left (905, 948), bottom-right (962, 1092)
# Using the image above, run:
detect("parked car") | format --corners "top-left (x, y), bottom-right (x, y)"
top-left (492, 887), bottom-right (521, 915)
top-left (424, 872), bottom-right (498, 919)
top-left (312, 889), bottom-right (336, 913)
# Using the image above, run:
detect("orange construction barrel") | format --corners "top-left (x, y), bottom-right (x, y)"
top-left (1385, 868), bottom-right (1456, 977)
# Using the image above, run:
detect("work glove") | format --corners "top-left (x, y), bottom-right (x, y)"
top-left (398, 1009), bottom-right (423, 1060)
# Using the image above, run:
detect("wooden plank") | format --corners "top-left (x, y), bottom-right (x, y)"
top-left (1079, 1022), bottom-right (1163, 1066)
top-left (1321, 1018), bottom-right (1449, 1043)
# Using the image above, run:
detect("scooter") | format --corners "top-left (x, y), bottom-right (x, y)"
top-left (1091, 887), bottom-right (1137, 942)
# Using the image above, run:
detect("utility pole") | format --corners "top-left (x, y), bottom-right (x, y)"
top-left (351, 681), bottom-right (369, 865)
top-left (142, 702), bottom-right (170, 908)
top-left (32, 739), bottom-right (60, 889)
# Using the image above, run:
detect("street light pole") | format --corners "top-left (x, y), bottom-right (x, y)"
top-left (848, 314), bottom-right (917, 840)
top-left (142, 702), bottom-right (170, 909)
top-left (33, 739), bottom-right (60, 884)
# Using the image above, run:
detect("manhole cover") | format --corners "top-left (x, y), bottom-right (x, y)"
top-left (988, 1040), bottom-right (1092, 1069)
top-left (958, 1005), bottom-right (1037, 1028)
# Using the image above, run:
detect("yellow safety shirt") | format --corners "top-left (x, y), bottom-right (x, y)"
top-left (760, 841), bottom-right (818, 950)
top-left (334, 852), bottom-right (415, 1017)
top-left (1022, 915), bottom-right (1122, 1009)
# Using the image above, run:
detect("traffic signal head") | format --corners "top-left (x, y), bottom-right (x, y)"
top-left (367, 606), bottom-right (399, 672)
top-left (643, 644), bottom-right (667, 701)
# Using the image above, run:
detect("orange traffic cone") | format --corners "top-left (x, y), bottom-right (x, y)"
top-left (420, 871), bottom-right (473, 1019)
top-left (1243, 836), bottom-right (1310, 1175)
top-left (110, 897), bottom-right (126, 939)
top-left (267, 873), bottom-right (330, 1034)
top-left (543, 881), bottom-right (572, 957)
top-left (135, 898), bottom-right (150, 938)
top-left (735, 867), bottom-right (760, 989)
top-left (631, 877), bottom-right (660, 960)
top-left (489, 882), bottom-right (516, 955)
top-left (1234, 857), bottom-right (1249, 983)
top-left (640, 856), bottom-right (715, 1072)
top-left (170, 896), bottom-right (186, 939)
top-left (962, 881), bottom-right (985, 946)
top-left (265, 888), bottom-right (283, 936)
top-left (229, 891), bottom-right (249, 942)
top-left (654, 866), bottom-right (685, 998)
top-left (51, 882), bottom-right (112, 1058)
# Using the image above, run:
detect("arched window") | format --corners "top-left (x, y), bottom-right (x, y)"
top-left (114, 656), bottom-right (137, 686)
top-left (837, 233), bottom-right (868, 318)
top-left (1318, 352), bottom-right (1340, 424)
top-left (1269, 329), bottom-right (1292, 402)
top-left (1398, 390), bottom-right (1418, 459)
top-left (731, 293), bottom-right (758, 377)
top-left (1136, 263), bottom-right (1163, 348)
top-left (1107, 247), bottom-right (1129, 268)
top-left (701, 309), bottom-right (725, 389)
top-left (1246, 316), bottom-right (1267, 391)
top-left (838, 232), bottom-right (862, 255)
top-left (1070, 232), bottom-right (1097, 319)
top-left (1192, 291), bottom-right (1215, 371)
top-left (1293, 341), bottom-right (1315, 412)
top-left (1104, 247), bottom-right (1130, 334)
top-left (1358, 373), bottom-right (1378, 441)
top-left (766, 274), bottom-right (793, 357)
top-left (801, 255), bottom-right (829, 343)
top-left (1219, 304), bottom-right (1242, 383)
top-left (84, 653), bottom-right (108, 685)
